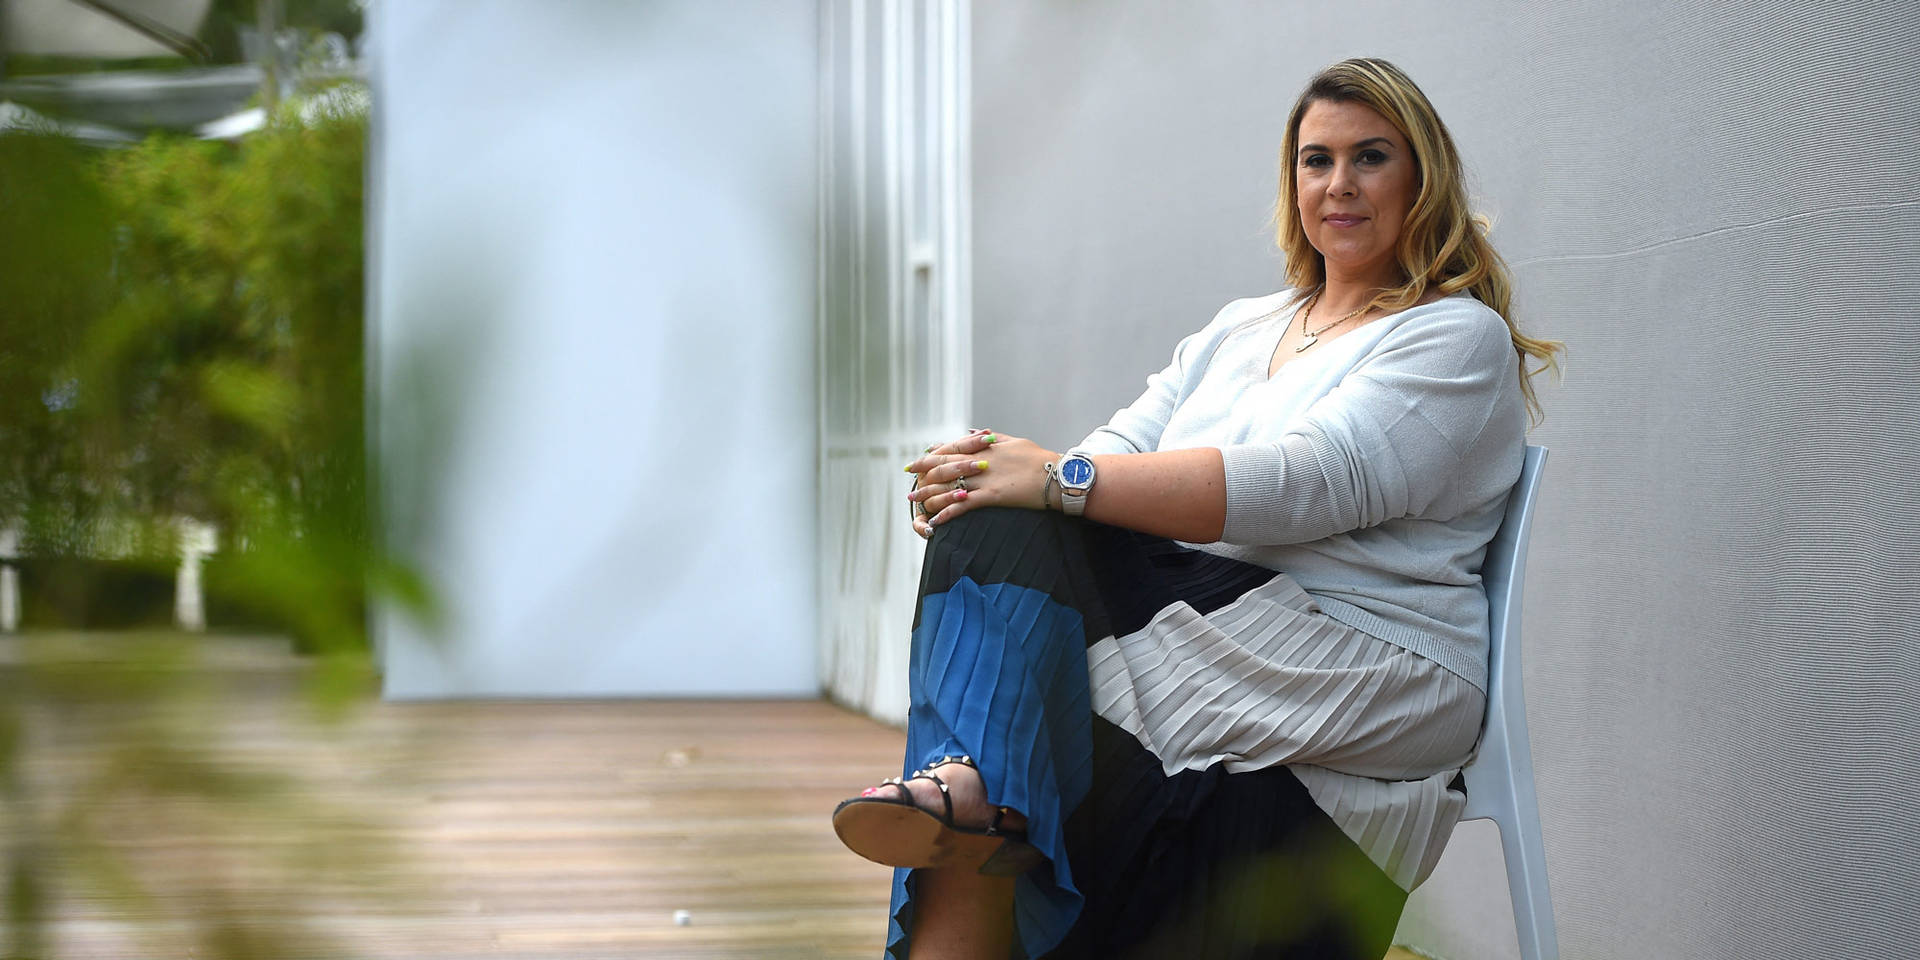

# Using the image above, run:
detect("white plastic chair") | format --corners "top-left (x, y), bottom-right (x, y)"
top-left (1459, 444), bottom-right (1559, 960)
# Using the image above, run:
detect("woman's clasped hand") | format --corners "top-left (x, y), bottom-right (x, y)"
top-left (905, 429), bottom-right (1058, 537)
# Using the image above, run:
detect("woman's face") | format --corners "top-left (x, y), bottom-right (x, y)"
top-left (1294, 99), bottom-right (1419, 285)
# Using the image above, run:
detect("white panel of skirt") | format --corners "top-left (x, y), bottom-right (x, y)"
top-left (1086, 572), bottom-right (1485, 890)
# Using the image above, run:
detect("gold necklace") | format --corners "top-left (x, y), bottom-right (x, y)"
top-left (1295, 292), bottom-right (1373, 352)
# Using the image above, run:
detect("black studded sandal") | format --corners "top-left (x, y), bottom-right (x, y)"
top-left (831, 754), bottom-right (1045, 877)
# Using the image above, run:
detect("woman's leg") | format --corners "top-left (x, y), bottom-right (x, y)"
top-left (867, 508), bottom-right (1110, 959)
top-left (863, 508), bottom-right (1424, 958)
top-left (908, 866), bottom-right (1016, 960)
top-left (858, 757), bottom-right (1030, 958)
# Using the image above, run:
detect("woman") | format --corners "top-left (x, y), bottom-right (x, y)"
top-left (833, 57), bottom-right (1562, 959)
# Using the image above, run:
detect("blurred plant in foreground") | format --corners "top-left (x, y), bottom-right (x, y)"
top-left (3, 95), bottom-right (427, 659)
top-left (2, 635), bottom-right (399, 959)
top-left (1, 96), bottom-right (433, 957)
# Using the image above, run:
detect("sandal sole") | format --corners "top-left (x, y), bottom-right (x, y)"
top-left (832, 799), bottom-right (1044, 876)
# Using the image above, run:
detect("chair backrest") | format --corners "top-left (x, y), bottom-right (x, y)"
top-left (1462, 444), bottom-right (1548, 821)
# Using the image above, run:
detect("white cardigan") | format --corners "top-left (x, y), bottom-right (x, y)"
top-left (1074, 289), bottom-right (1527, 692)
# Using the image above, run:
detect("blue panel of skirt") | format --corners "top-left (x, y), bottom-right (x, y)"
top-left (885, 508), bottom-right (1408, 960)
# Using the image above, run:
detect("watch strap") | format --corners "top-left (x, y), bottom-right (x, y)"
top-left (1057, 455), bottom-right (1092, 517)
top-left (1062, 489), bottom-right (1088, 516)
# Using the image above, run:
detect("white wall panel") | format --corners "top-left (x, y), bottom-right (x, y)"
top-left (371, 1), bottom-right (818, 697)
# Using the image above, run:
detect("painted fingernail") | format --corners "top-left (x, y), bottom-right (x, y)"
top-left (905, 465), bottom-right (915, 473)
top-left (925, 443), bottom-right (937, 452)
top-left (975, 461), bottom-right (989, 470)
top-left (955, 489), bottom-right (969, 501)
top-left (984, 434), bottom-right (998, 443)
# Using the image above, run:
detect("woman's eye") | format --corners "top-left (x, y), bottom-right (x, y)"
top-left (1358, 150), bottom-right (1387, 165)
top-left (1302, 154), bottom-right (1330, 168)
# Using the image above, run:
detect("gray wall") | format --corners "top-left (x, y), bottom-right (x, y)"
top-left (971, 2), bottom-right (1920, 957)
top-left (371, 1), bottom-right (818, 697)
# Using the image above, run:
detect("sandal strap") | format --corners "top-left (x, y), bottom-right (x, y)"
top-left (925, 754), bottom-right (1015, 836)
top-left (906, 770), bottom-right (955, 825)
top-left (866, 767), bottom-right (961, 827)
top-left (887, 754), bottom-right (1026, 839)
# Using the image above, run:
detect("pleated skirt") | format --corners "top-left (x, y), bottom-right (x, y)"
top-left (886, 508), bottom-right (1485, 960)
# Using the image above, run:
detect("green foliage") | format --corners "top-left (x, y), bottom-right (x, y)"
top-left (0, 132), bottom-right (112, 552)
top-left (94, 109), bottom-right (366, 530)
top-left (0, 106), bottom-right (404, 657)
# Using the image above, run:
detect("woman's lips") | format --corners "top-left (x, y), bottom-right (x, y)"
top-left (1323, 215), bottom-right (1368, 227)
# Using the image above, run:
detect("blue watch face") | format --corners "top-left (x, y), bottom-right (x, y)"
top-left (1061, 456), bottom-right (1094, 486)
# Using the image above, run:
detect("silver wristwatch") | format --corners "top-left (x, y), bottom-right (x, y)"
top-left (1055, 454), bottom-right (1096, 517)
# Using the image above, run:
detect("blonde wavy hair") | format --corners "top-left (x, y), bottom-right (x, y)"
top-left (1276, 57), bottom-right (1561, 421)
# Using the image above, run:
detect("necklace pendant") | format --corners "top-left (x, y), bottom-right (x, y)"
top-left (1295, 334), bottom-right (1317, 353)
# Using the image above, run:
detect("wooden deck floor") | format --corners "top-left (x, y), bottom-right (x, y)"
top-left (354, 699), bottom-right (907, 959)
top-left (14, 683), bottom-right (1426, 959)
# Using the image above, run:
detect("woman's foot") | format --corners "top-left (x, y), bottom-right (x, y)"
top-left (833, 755), bottom-right (1044, 873)
top-left (856, 758), bottom-right (1028, 834)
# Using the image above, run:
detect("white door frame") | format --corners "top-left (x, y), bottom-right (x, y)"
top-left (816, 0), bottom-right (972, 722)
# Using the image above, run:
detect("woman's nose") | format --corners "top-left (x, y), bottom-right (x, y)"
top-left (1328, 162), bottom-right (1358, 197)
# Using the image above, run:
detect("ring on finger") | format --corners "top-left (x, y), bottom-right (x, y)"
top-left (954, 476), bottom-right (968, 492)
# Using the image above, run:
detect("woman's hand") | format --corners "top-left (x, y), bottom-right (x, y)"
top-left (906, 430), bottom-right (1058, 539)
top-left (906, 428), bottom-right (995, 537)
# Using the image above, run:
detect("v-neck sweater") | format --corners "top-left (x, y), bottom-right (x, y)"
top-left (1072, 289), bottom-right (1526, 691)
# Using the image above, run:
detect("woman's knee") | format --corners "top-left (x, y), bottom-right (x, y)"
top-left (921, 508), bottom-right (1087, 592)
top-left (927, 508), bottom-right (1079, 558)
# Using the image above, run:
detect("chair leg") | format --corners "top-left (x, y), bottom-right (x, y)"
top-left (1497, 812), bottom-right (1560, 960)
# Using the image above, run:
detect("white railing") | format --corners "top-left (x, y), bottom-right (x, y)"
top-left (0, 519), bottom-right (219, 633)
